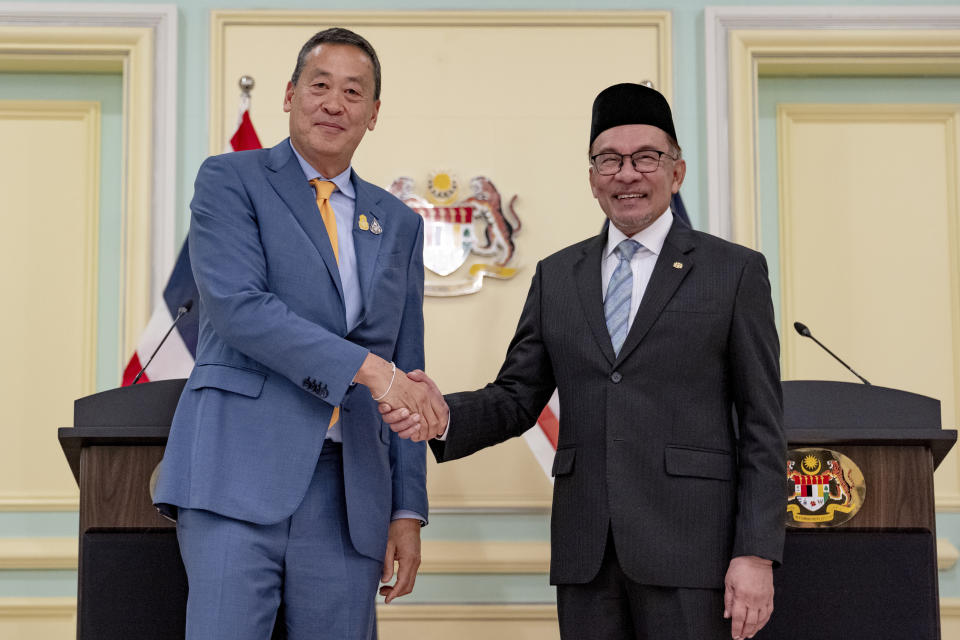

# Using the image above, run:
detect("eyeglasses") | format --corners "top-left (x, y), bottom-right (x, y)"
top-left (590, 149), bottom-right (677, 176)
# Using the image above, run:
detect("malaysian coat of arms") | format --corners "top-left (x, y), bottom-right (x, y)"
top-left (389, 171), bottom-right (522, 296)
top-left (786, 448), bottom-right (866, 528)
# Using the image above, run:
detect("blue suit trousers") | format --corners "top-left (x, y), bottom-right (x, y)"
top-left (177, 443), bottom-right (381, 640)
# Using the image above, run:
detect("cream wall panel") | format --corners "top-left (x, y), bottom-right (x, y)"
top-left (0, 100), bottom-right (102, 510)
top-left (0, 538), bottom-right (77, 570)
top-left (777, 104), bottom-right (960, 504)
top-left (0, 536), bottom-right (550, 573)
top-left (212, 11), bottom-right (670, 508)
top-left (0, 598), bottom-right (76, 640)
top-left (944, 598), bottom-right (960, 639)
top-left (0, 599), bottom-right (557, 640)
top-left (378, 604), bottom-right (558, 640)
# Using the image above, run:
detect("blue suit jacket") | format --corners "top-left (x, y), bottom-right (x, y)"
top-left (154, 139), bottom-right (428, 562)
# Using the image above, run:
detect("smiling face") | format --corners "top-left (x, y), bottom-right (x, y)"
top-left (588, 124), bottom-right (685, 236)
top-left (283, 43), bottom-right (380, 177)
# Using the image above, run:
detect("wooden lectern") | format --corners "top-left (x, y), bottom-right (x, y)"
top-left (59, 380), bottom-right (285, 640)
top-left (757, 381), bottom-right (956, 640)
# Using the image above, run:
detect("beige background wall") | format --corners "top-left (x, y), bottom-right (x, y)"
top-left (212, 11), bottom-right (671, 509)
top-left (0, 100), bottom-right (99, 511)
top-left (777, 103), bottom-right (960, 503)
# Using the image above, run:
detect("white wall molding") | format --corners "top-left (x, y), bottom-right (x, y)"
top-left (704, 6), bottom-right (960, 241)
top-left (0, 3), bottom-right (178, 310)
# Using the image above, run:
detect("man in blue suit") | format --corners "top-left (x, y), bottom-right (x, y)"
top-left (154, 27), bottom-right (445, 639)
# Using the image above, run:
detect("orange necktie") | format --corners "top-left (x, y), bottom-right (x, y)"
top-left (309, 178), bottom-right (340, 428)
top-left (310, 179), bottom-right (339, 263)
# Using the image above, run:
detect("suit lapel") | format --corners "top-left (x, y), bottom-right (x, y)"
top-left (351, 173), bottom-right (384, 324)
top-left (574, 233), bottom-right (617, 366)
top-left (264, 140), bottom-right (344, 302)
top-left (616, 221), bottom-right (696, 364)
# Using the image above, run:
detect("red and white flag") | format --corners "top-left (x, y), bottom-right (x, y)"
top-left (224, 91), bottom-right (262, 153)
top-left (524, 390), bottom-right (560, 483)
top-left (122, 92), bottom-right (262, 386)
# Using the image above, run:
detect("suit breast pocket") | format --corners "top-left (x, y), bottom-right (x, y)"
top-left (662, 294), bottom-right (721, 314)
top-left (378, 252), bottom-right (406, 269)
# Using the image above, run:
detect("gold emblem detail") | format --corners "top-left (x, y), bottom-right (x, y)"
top-left (358, 214), bottom-right (370, 231)
top-left (389, 174), bottom-right (522, 296)
top-left (673, 262), bottom-right (683, 269)
top-left (427, 171), bottom-right (459, 204)
top-left (785, 448), bottom-right (866, 528)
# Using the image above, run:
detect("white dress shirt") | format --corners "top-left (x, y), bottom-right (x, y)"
top-left (601, 209), bottom-right (674, 329)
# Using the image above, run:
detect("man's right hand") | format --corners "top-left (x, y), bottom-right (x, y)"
top-left (354, 355), bottom-right (446, 441)
top-left (379, 370), bottom-right (448, 441)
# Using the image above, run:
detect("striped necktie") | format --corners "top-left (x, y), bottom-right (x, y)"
top-left (604, 239), bottom-right (641, 356)
top-left (309, 178), bottom-right (340, 429)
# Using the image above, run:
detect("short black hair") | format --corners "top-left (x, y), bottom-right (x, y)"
top-left (290, 27), bottom-right (381, 100)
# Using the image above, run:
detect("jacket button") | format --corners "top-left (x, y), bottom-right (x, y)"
top-left (611, 372), bottom-right (622, 383)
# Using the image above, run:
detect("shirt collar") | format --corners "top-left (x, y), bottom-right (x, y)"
top-left (605, 208), bottom-right (674, 259)
top-left (288, 139), bottom-right (355, 199)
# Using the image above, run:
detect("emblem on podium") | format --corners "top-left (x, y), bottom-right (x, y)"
top-left (786, 448), bottom-right (865, 527)
top-left (389, 172), bottom-right (522, 296)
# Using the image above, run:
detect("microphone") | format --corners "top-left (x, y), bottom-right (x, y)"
top-left (131, 299), bottom-right (194, 385)
top-left (793, 321), bottom-right (871, 385)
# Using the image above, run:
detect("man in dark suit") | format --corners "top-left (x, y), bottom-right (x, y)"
top-left (381, 84), bottom-right (785, 639)
top-left (155, 28), bottom-right (446, 639)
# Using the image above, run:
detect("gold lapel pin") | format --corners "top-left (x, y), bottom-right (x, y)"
top-left (358, 214), bottom-right (370, 231)
top-left (673, 262), bottom-right (683, 269)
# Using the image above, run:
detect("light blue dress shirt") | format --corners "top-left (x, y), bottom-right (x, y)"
top-left (291, 142), bottom-right (362, 444)
top-left (290, 142), bottom-right (423, 524)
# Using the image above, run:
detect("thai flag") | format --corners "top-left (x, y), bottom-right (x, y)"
top-left (523, 193), bottom-right (692, 480)
top-left (121, 94), bottom-right (262, 385)
top-left (120, 243), bottom-right (199, 385)
top-left (524, 391), bottom-right (560, 483)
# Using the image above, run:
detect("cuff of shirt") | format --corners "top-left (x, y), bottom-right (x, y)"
top-left (391, 509), bottom-right (427, 526)
top-left (436, 413), bottom-right (451, 441)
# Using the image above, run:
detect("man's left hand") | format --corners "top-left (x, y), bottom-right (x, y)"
top-left (379, 518), bottom-right (422, 603)
top-left (723, 555), bottom-right (773, 639)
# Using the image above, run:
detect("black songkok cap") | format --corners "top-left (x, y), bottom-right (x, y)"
top-left (590, 83), bottom-right (677, 147)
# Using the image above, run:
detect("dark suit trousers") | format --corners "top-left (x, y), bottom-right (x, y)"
top-left (557, 529), bottom-right (729, 640)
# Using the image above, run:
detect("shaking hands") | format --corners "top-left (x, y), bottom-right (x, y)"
top-left (378, 369), bottom-right (448, 441)
top-left (355, 354), bottom-right (448, 441)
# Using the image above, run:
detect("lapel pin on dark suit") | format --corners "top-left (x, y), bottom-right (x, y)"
top-left (673, 262), bottom-right (683, 269)
top-left (370, 219), bottom-right (383, 235)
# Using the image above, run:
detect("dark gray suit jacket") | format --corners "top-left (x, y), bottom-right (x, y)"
top-left (431, 220), bottom-right (785, 589)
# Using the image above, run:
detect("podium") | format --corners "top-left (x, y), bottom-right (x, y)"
top-left (757, 381), bottom-right (956, 640)
top-left (60, 380), bottom-right (956, 639)
top-left (58, 380), bottom-right (285, 640)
